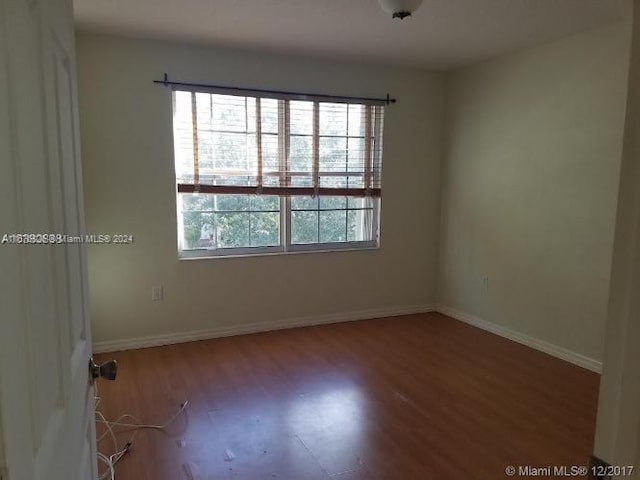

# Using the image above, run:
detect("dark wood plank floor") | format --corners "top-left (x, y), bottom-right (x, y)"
top-left (95, 313), bottom-right (599, 480)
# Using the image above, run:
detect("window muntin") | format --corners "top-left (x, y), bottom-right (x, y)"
top-left (173, 89), bottom-right (384, 257)
top-left (178, 194), bottom-right (280, 251)
top-left (290, 196), bottom-right (375, 245)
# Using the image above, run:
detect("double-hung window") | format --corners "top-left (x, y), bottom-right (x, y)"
top-left (172, 86), bottom-right (385, 257)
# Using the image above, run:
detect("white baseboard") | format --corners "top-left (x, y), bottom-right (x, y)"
top-left (92, 304), bottom-right (435, 353)
top-left (436, 304), bottom-right (602, 373)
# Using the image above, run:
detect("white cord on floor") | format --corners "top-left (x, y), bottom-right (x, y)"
top-left (96, 452), bottom-right (114, 480)
top-left (98, 401), bottom-right (189, 432)
top-left (96, 409), bottom-right (136, 480)
top-left (95, 389), bottom-right (188, 480)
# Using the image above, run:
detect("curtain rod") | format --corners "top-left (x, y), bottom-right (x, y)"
top-left (153, 73), bottom-right (396, 106)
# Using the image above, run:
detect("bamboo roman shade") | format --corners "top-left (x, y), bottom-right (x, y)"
top-left (173, 88), bottom-right (385, 197)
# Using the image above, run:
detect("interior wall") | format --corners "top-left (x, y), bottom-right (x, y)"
top-left (594, 0), bottom-right (640, 466)
top-left (437, 22), bottom-right (631, 363)
top-left (77, 33), bottom-right (445, 346)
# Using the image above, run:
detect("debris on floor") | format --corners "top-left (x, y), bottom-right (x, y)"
top-left (224, 448), bottom-right (235, 462)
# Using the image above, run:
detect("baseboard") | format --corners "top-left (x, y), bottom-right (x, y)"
top-left (92, 304), bottom-right (436, 353)
top-left (436, 304), bottom-right (602, 373)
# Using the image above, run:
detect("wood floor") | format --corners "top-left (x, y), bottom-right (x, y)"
top-left (94, 313), bottom-right (600, 480)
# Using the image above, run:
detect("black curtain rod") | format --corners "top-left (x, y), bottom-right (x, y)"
top-left (153, 74), bottom-right (396, 105)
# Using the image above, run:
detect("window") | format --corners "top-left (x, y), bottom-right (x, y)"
top-left (172, 88), bottom-right (384, 257)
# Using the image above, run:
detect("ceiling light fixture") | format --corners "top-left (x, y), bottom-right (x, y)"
top-left (378, 0), bottom-right (424, 19)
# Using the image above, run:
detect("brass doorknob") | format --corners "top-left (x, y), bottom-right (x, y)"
top-left (90, 357), bottom-right (118, 383)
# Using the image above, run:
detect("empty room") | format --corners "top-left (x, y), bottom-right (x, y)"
top-left (1, 0), bottom-right (640, 479)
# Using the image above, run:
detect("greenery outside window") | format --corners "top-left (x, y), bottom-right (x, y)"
top-left (172, 88), bottom-right (384, 257)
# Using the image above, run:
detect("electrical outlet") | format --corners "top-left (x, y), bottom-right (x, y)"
top-left (152, 285), bottom-right (164, 301)
top-left (482, 275), bottom-right (489, 291)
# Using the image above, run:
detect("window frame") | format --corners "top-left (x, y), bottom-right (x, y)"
top-left (172, 88), bottom-right (384, 259)
top-left (177, 195), bottom-right (380, 259)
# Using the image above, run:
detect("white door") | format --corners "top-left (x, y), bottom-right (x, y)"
top-left (0, 0), bottom-right (97, 479)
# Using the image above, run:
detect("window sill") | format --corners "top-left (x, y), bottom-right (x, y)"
top-left (178, 242), bottom-right (379, 260)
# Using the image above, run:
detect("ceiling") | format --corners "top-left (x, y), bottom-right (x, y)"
top-left (73, 0), bottom-right (631, 70)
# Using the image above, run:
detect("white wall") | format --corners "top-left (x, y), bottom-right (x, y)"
top-left (437, 22), bottom-right (631, 363)
top-left (77, 33), bottom-right (445, 347)
top-left (594, 1), bottom-right (640, 468)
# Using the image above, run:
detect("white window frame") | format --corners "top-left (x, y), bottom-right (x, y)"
top-left (173, 89), bottom-right (384, 259)
top-left (177, 195), bottom-right (380, 259)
